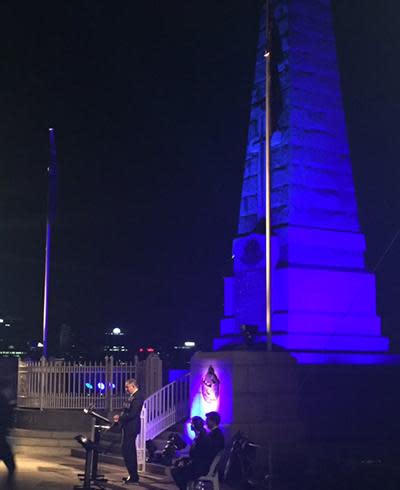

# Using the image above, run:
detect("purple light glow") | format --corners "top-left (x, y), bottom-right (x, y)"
top-left (168, 369), bottom-right (189, 384)
top-left (189, 360), bottom-right (232, 440)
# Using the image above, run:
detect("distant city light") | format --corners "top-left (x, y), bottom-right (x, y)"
top-left (146, 347), bottom-right (155, 353)
top-left (184, 341), bottom-right (196, 348)
top-left (0, 319), bottom-right (4, 323)
top-left (97, 382), bottom-right (105, 390)
top-left (0, 351), bottom-right (25, 356)
top-left (5, 323), bottom-right (10, 327)
top-left (85, 383), bottom-right (93, 390)
top-left (139, 348), bottom-right (144, 353)
top-left (37, 342), bottom-right (44, 348)
top-left (112, 327), bottom-right (121, 335)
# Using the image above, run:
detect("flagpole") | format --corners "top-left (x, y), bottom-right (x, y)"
top-left (42, 127), bottom-right (57, 358)
top-left (265, 0), bottom-right (272, 352)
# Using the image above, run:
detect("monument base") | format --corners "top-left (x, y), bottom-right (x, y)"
top-left (190, 350), bottom-right (303, 446)
top-left (213, 334), bottom-right (400, 365)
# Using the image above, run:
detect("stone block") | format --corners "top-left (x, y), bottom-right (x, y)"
top-left (272, 333), bottom-right (389, 352)
top-left (287, 205), bottom-right (360, 231)
top-left (247, 366), bottom-right (298, 393)
top-left (289, 86), bottom-right (343, 112)
top-left (223, 277), bottom-right (235, 316)
top-left (273, 312), bottom-right (382, 336)
top-left (289, 126), bottom-right (348, 154)
top-left (233, 393), bottom-right (269, 423)
top-left (272, 164), bottom-right (354, 191)
top-left (220, 317), bottom-right (237, 336)
top-left (290, 144), bottom-right (350, 169)
top-left (274, 266), bottom-right (378, 315)
top-left (289, 185), bottom-right (358, 213)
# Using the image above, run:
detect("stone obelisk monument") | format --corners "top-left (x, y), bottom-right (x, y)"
top-left (214, 0), bottom-right (390, 363)
top-left (191, 0), bottom-right (400, 451)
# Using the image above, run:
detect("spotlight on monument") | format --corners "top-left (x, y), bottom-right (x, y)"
top-left (241, 324), bottom-right (258, 348)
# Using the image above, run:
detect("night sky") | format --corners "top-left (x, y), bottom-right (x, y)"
top-left (1, 1), bottom-right (400, 355)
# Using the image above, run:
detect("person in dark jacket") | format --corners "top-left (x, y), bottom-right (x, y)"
top-left (171, 416), bottom-right (210, 490)
top-left (0, 382), bottom-right (16, 482)
top-left (113, 378), bottom-right (144, 485)
top-left (205, 411), bottom-right (225, 460)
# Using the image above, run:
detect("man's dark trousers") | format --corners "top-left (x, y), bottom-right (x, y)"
top-left (122, 429), bottom-right (139, 481)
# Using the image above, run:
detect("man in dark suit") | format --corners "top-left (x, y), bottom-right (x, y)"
top-left (205, 411), bottom-right (225, 460)
top-left (113, 378), bottom-right (144, 485)
top-left (171, 416), bottom-right (210, 490)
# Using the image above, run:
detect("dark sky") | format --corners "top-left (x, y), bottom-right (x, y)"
top-left (1, 1), bottom-right (400, 354)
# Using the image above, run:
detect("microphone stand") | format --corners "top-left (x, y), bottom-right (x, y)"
top-left (74, 407), bottom-right (112, 490)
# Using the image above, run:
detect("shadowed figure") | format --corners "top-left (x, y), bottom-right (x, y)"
top-left (0, 382), bottom-right (16, 482)
top-left (171, 416), bottom-right (211, 490)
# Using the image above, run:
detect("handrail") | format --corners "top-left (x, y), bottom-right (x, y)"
top-left (138, 372), bottom-right (191, 471)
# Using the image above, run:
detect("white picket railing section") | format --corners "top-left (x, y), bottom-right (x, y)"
top-left (17, 356), bottom-right (144, 411)
top-left (138, 373), bottom-right (191, 471)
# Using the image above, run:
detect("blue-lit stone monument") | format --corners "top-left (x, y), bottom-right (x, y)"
top-left (214, 0), bottom-right (391, 363)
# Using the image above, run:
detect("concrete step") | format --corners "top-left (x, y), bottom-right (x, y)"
top-left (13, 445), bottom-right (74, 457)
top-left (71, 448), bottom-right (169, 476)
top-left (9, 435), bottom-right (77, 448)
top-left (11, 428), bottom-right (83, 439)
top-left (9, 427), bottom-right (84, 456)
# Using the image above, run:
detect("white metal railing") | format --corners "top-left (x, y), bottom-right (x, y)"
top-left (143, 372), bottom-right (190, 440)
top-left (17, 355), bottom-right (163, 411)
top-left (137, 372), bottom-right (191, 471)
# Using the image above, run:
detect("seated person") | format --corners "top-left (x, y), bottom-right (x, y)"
top-left (205, 411), bottom-right (225, 459)
top-left (171, 416), bottom-right (210, 490)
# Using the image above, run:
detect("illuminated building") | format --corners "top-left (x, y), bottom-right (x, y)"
top-left (104, 327), bottom-right (129, 360)
top-left (0, 315), bottom-right (26, 357)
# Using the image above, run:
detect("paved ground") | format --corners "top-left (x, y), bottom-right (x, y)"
top-left (0, 454), bottom-right (176, 490)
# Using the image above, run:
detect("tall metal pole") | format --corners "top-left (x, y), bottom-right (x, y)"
top-left (42, 127), bottom-right (57, 358)
top-left (42, 211), bottom-right (50, 358)
top-left (265, 1), bottom-right (272, 352)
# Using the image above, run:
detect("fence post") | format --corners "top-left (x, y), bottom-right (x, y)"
top-left (105, 356), bottom-right (113, 414)
top-left (139, 405), bottom-right (147, 473)
top-left (134, 355), bottom-right (139, 382)
top-left (17, 358), bottom-right (27, 408)
top-left (39, 356), bottom-right (46, 411)
top-left (143, 354), bottom-right (162, 398)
